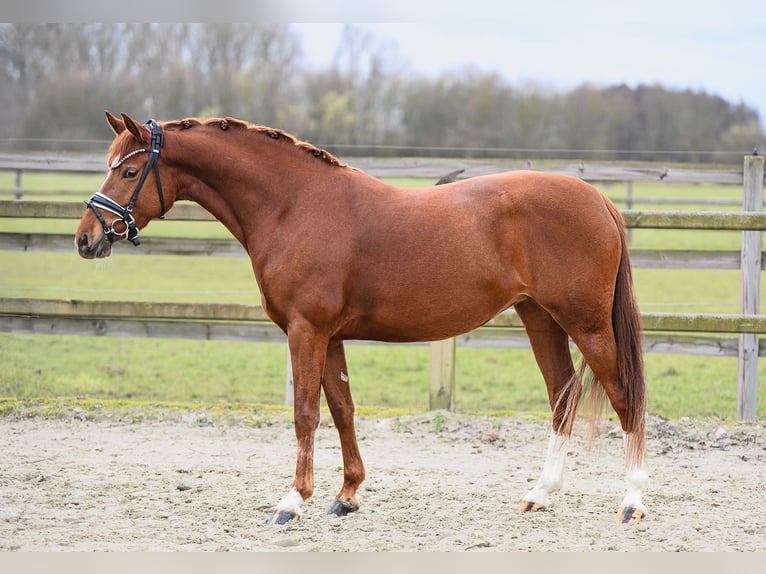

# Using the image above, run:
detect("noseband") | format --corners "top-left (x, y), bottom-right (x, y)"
top-left (84, 119), bottom-right (166, 246)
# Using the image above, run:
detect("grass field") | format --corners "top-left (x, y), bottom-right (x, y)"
top-left (1, 170), bottom-right (765, 420)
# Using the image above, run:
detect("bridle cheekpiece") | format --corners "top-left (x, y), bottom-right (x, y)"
top-left (84, 119), bottom-right (166, 246)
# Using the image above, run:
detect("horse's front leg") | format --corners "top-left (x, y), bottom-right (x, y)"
top-left (322, 340), bottom-right (365, 517)
top-left (268, 326), bottom-right (328, 525)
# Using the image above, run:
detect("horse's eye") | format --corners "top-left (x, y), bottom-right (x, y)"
top-left (122, 167), bottom-right (139, 179)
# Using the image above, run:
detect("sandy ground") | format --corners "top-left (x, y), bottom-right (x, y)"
top-left (0, 409), bottom-right (764, 552)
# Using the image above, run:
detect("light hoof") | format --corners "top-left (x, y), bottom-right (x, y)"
top-left (617, 506), bottom-right (645, 524)
top-left (327, 499), bottom-right (359, 517)
top-left (519, 500), bottom-right (546, 513)
top-left (267, 510), bottom-right (299, 525)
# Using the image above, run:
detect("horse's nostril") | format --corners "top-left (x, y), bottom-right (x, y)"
top-left (78, 233), bottom-right (89, 250)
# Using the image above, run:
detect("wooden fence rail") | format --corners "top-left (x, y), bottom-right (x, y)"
top-left (0, 229), bottom-right (757, 272)
top-left (5, 296), bottom-right (766, 332)
top-left (0, 152), bottom-right (750, 183)
top-left (1, 154), bottom-right (764, 418)
top-left (4, 296), bottom-right (766, 342)
top-left (7, 199), bottom-right (766, 228)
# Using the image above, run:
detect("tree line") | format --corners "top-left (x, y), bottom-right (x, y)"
top-left (1, 23), bottom-right (763, 162)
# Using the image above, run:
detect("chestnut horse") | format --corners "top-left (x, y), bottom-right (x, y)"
top-left (75, 113), bottom-right (648, 525)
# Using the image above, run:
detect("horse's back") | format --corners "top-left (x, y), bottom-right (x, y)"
top-left (449, 170), bottom-right (616, 218)
top-left (430, 170), bottom-right (623, 262)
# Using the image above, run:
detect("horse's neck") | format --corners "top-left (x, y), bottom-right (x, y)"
top-left (171, 135), bottom-right (331, 249)
top-left (182, 181), bottom-right (249, 246)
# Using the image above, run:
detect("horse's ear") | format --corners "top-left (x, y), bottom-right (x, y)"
top-left (105, 111), bottom-right (125, 135)
top-left (120, 113), bottom-right (149, 144)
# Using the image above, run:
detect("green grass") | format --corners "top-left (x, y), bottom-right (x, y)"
top-left (634, 268), bottom-right (744, 314)
top-left (0, 334), bottom-right (287, 403)
top-left (1, 174), bottom-right (765, 421)
top-left (0, 251), bottom-right (258, 303)
top-left (2, 331), bottom-right (762, 420)
top-left (0, 171), bottom-right (104, 195)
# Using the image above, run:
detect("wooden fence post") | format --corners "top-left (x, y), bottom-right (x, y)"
top-left (430, 338), bottom-right (456, 410)
top-left (626, 180), bottom-right (634, 243)
top-left (14, 169), bottom-right (22, 200)
top-left (737, 152), bottom-right (764, 420)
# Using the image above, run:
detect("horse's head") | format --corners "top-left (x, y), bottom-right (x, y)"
top-left (75, 112), bottom-right (175, 259)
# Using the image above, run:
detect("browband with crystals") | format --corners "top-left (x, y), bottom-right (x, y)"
top-left (110, 147), bottom-right (149, 170)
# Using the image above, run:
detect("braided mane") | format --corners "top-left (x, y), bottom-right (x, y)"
top-left (165, 117), bottom-right (347, 168)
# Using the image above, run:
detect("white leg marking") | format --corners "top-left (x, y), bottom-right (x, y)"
top-left (275, 486), bottom-right (304, 517)
top-left (522, 430), bottom-right (568, 508)
top-left (620, 431), bottom-right (649, 514)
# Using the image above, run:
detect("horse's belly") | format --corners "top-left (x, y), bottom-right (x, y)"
top-left (343, 311), bottom-right (502, 342)
top-left (341, 282), bottom-right (520, 343)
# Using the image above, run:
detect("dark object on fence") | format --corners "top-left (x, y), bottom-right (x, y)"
top-left (435, 168), bottom-right (465, 185)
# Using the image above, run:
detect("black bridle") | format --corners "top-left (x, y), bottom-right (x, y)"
top-left (84, 119), bottom-right (166, 246)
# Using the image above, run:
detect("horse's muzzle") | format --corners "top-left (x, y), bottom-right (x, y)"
top-left (76, 230), bottom-right (112, 259)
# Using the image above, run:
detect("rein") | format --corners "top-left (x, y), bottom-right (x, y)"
top-left (84, 119), bottom-right (166, 246)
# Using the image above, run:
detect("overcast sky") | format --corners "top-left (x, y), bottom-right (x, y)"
top-left (291, 1), bottom-right (766, 122)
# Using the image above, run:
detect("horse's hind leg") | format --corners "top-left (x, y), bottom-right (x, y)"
top-left (515, 298), bottom-right (577, 513)
top-left (566, 326), bottom-right (649, 524)
top-left (321, 340), bottom-right (365, 516)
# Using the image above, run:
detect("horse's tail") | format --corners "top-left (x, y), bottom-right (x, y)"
top-left (606, 199), bottom-right (646, 466)
top-left (557, 198), bottom-right (646, 468)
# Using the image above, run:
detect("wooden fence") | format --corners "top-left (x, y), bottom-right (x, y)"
top-left (0, 154), bottom-right (764, 419)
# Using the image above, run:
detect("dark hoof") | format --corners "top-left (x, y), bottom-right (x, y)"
top-left (519, 500), bottom-right (546, 513)
top-left (326, 499), bottom-right (359, 517)
top-left (267, 510), bottom-right (298, 525)
top-left (617, 506), bottom-right (645, 524)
